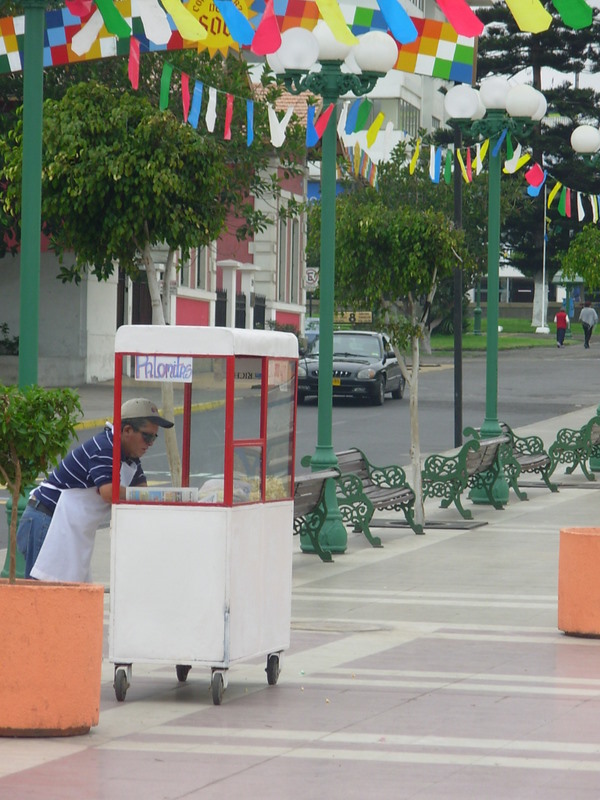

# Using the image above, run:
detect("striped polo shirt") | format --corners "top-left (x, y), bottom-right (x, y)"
top-left (32, 425), bottom-right (145, 511)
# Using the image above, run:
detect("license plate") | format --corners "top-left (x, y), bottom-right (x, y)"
top-left (332, 378), bottom-right (341, 386)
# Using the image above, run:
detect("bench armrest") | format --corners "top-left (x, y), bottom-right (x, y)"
top-left (422, 451), bottom-right (463, 479)
top-left (368, 463), bottom-right (409, 489)
top-left (552, 426), bottom-right (585, 448)
top-left (336, 472), bottom-right (364, 500)
top-left (511, 432), bottom-right (547, 456)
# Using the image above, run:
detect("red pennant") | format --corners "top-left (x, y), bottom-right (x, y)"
top-left (181, 73), bottom-right (190, 123)
top-left (250, 0), bottom-right (281, 55)
top-left (525, 161), bottom-right (544, 187)
top-left (565, 188), bottom-right (572, 218)
top-left (65, 0), bottom-right (94, 17)
top-left (466, 147), bottom-right (472, 182)
top-left (314, 104), bottom-right (335, 139)
top-left (224, 94), bottom-right (234, 140)
top-left (128, 37), bottom-right (140, 91)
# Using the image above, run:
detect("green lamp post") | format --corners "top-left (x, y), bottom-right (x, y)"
top-left (569, 123), bottom-right (600, 469)
top-left (269, 23), bottom-right (398, 552)
top-left (19, 0), bottom-right (46, 389)
top-left (444, 79), bottom-right (547, 505)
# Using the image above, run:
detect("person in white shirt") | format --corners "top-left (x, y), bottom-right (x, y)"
top-left (579, 301), bottom-right (599, 349)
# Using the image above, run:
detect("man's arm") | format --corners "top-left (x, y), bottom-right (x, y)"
top-left (98, 480), bottom-right (148, 503)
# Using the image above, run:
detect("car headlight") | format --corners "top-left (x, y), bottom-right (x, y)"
top-left (297, 364), bottom-right (307, 377)
top-left (357, 368), bottom-right (377, 380)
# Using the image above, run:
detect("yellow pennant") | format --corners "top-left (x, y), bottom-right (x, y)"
top-left (409, 138), bottom-right (421, 174)
top-left (160, 0), bottom-right (208, 40)
top-left (366, 112), bottom-right (385, 148)
top-left (456, 148), bottom-right (470, 183)
top-left (314, 0), bottom-right (358, 45)
top-left (547, 181), bottom-right (562, 208)
top-left (505, 0), bottom-right (552, 33)
top-left (474, 139), bottom-right (489, 173)
top-left (353, 142), bottom-right (361, 176)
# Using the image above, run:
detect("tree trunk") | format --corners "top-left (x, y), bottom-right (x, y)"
top-left (409, 331), bottom-right (424, 528)
top-left (531, 269), bottom-right (547, 328)
top-left (142, 243), bottom-right (182, 487)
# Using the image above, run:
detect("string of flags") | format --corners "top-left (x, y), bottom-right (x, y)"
top-left (151, 57), bottom-right (400, 156)
top-left (409, 130), bottom-right (600, 226)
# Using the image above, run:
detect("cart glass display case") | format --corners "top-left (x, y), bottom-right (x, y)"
top-left (108, 326), bottom-right (298, 704)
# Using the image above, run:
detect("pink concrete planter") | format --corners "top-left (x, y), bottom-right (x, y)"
top-left (558, 527), bottom-right (600, 637)
top-left (0, 580), bottom-right (104, 737)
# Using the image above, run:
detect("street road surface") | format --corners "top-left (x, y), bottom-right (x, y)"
top-left (1, 346), bottom-right (599, 550)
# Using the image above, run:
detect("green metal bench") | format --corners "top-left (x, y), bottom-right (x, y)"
top-left (422, 434), bottom-right (510, 520)
top-left (334, 447), bottom-right (423, 543)
top-left (293, 469), bottom-right (340, 563)
top-left (468, 422), bottom-right (558, 500)
top-left (548, 414), bottom-right (600, 482)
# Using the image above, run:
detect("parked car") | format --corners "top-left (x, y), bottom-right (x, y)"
top-left (297, 330), bottom-right (405, 406)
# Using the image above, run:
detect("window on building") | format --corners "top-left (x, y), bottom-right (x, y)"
top-left (369, 98), bottom-right (421, 139)
top-left (290, 218), bottom-right (299, 304)
top-left (431, 116), bottom-right (441, 130)
top-left (179, 256), bottom-right (191, 288)
top-left (278, 217), bottom-right (287, 302)
top-left (196, 247), bottom-right (208, 290)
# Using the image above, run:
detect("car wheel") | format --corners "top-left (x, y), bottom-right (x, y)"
top-left (372, 378), bottom-right (385, 406)
top-left (391, 378), bottom-right (405, 400)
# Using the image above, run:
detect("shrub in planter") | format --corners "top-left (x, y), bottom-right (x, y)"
top-left (0, 384), bottom-right (106, 738)
top-left (0, 383), bottom-right (81, 583)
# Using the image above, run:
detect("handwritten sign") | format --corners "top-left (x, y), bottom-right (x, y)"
top-left (135, 355), bottom-right (194, 382)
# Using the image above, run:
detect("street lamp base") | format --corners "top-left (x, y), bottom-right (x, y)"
top-left (469, 473), bottom-right (510, 507)
top-left (535, 326), bottom-right (550, 334)
top-left (299, 478), bottom-right (347, 554)
top-left (299, 515), bottom-right (348, 554)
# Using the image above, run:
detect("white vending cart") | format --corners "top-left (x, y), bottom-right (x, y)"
top-left (109, 325), bottom-right (298, 704)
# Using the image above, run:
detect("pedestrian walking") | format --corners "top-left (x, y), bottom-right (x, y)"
top-left (554, 306), bottom-right (569, 348)
top-left (579, 301), bottom-right (598, 349)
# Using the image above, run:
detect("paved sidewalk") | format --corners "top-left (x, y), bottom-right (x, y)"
top-left (2, 405), bottom-right (600, 799)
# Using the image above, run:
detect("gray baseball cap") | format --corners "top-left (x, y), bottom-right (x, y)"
top-left (120, 398), bottom-right (174, 428)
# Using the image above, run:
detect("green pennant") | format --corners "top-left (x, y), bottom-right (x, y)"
top-left (506, 131), bottom-right (514, 161)
top-left (94, 0), bottom-right (131, 38)
top-left (354, 99), bottom-right (373, 133)
top-left (159, 63), bottom-right (174, 111)
top-left (551, 0), bottom-right (593, 31)
top-left (558, 185), bottom-right (567, 217)
top-left (444, 150), bottom-right (453, 185)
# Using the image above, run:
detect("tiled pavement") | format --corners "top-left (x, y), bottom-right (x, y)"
top-left (2, 406), bottom-right (600, 798)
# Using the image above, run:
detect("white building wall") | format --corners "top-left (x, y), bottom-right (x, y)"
top-left (85, 271), bottom-right (118, 383)
top-left (0, 250), bottom-right (116, 387)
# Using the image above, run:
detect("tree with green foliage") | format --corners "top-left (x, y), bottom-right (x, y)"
top-left (561, 223), bottom-right (600, 290)
top-left (0, 54), bottom-right (305, 480)
top-left (476, 1), bottom-right (600, 325)
top-left (333, 188), bottom-right (471, 525)
top-left (0, 384), bottom-right (81, 583)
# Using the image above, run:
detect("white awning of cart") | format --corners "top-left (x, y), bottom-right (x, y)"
top-left (115, 325), bottom-right (298, 358)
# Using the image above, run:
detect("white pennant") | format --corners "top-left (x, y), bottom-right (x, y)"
top-left (268, 105), bottom-right (294, 148)
top-left (206, 87), bottom-right (217, 133)
top-left (71, 8), bottom-right (106, 56)
top-left (382, 121), bottom-right (395, 160)
top-left (475, 143), bottom-right (482, 175)
top-left (429, 144), bottom-right (436, 182)
top-left (503, 143), bottom-right (522, 174)
top-left (133, 0), bottom-right (171, 45)
top-left (337, 101), bottom-right (349, 138)
top-left (577, 191), bottom-right (585, 222)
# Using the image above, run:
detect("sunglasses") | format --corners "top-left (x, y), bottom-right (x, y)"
top-left (132, 427), bottom-right (158, 444)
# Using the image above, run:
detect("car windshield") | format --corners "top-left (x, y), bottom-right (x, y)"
top-left (309, 334), bottom-right (381, 359)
